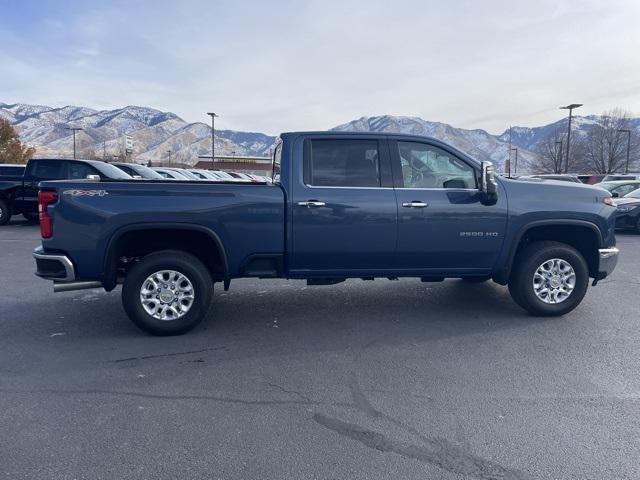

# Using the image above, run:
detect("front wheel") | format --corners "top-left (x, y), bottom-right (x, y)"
top-left (0, 199), bottom-right (11, 226)
top-left (122, 250), bottom-right (214, 335)
top-left (508, 241), bottom-right (589, 316)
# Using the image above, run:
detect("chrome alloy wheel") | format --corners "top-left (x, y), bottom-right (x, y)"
top-left (533, 258), bottom-right (576, 304)
top-left (140, 270), bottom-right (195, 320)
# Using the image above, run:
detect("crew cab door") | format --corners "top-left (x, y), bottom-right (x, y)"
top-left (289, 136), bottom-right (397, 274)
top-left (390, 139), bottom-right (508, 273)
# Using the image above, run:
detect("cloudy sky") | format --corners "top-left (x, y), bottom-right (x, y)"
top-left (1, 0), bottom-right (639, 135)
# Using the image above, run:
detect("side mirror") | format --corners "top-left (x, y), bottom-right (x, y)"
top-left (612, 192), bottom-right (620, 198)
top-left (480, 161), bottom-right (498, 204)
top-left (86, 174), bottom-right (101, 181)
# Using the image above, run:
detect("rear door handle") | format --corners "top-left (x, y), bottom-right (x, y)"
top-left (402, 201), bottom-right (428, 208)
top-left (297, 200), bottom-right (326, 207)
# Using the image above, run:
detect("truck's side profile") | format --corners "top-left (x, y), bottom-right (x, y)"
top-left (33, 132), bottom-right (619, 335)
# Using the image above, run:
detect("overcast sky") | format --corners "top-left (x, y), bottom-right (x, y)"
top-left (1, 0), bottom-right (638, 135)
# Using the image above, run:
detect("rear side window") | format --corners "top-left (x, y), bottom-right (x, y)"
top-left (31, 160), bottom-right (66, 180)
top-left (305, 139), bottom-right (380, 187)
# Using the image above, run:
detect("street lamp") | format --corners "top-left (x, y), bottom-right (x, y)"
top-left (207, 112), bottom-right (219, 165)
top-left (510, 147), bottom-right (519, 175)
top-left (618, 129), bottom-right (632, 174)
top-left (559, 103), bottom-right (583, 173)
top-left (166, 149), bottom-right (172, 165)
top-left (65, 126), bottom-right (83, 159)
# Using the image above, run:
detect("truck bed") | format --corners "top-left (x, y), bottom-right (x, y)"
top-left (39, 179), bottom-right (286, 280)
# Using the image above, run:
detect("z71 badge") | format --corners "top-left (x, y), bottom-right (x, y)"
top-left (62, 189), bottom-right (109, 197)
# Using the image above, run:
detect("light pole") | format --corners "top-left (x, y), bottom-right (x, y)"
top-left (618, 129), bottom-right (632, 174)
top-left (511, 147), bottom-right (519, 176)
top-left (166, 149), bottom-right (172, 165)
top-left (560, 104), bottom-right (583, 173)
top-left (555, 140), bottom-right (563, 173)
top-left (207, 112), bottom-right (219, 166)
top-left (65, 126), bottom-right (83, 159)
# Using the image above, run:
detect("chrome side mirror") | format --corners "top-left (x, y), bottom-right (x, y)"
top-left (86, 174), bottom-right (101, 181)
top-left (480, 161), bottom-right (498, 204)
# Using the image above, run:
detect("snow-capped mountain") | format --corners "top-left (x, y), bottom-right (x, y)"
top-left (0, 102), bottom-right (277, 164)
top-left (3, 101), bottom-right (637, 171)
top-left (499, 115), bottom-right (640, 153)
top-left (333, 116), bottom-right (539, 170)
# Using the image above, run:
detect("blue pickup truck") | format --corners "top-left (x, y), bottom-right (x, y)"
top-left (33, 132), bottom-right (619, 335)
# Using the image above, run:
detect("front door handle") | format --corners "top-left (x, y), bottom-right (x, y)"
top-left (297, 200), bottom-right (326, 207)
top-left (402, 201), bottom-right (428, 208)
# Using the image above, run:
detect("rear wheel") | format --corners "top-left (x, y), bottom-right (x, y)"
top-left (122, 250), bottom-right (214, 335)
top-left (0, 199), bottom-right (11, 226)
top-left (508, 241), bottom-right (589, 316)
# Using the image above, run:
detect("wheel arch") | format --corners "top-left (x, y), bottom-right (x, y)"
top-left (495, 219), bottom-right (603, 284)
top-left (102, 223), bottom-right (230, 291)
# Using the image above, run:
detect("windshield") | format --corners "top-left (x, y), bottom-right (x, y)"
top-left (94, 162), bottom-right (132, 179)
top-left (626, 188), bottom-right (640, 199)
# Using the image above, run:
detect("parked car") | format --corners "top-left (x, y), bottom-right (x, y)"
top-left (602, 174), bottom-right (640, 182)
top-left (0, 158), bottom-right (130, 225)
top-left (595, 180), bottom-right (640, 198)
top-left (164, 168), bottom-right (202, 180)
top-left (111, 162), bottom-right (165, 180)
top-left (152, 168), bottom-right (191, 180)
top-left (0, 164), bottom-right (27, 176)
top-left (520, 174), bottom-right (582, 183)
top-left (614, 188), bottom-right (640, 233)
top-left (33, 131), bottom-right (618, 335)
top-left (228, 172), bottom-right (256, 182)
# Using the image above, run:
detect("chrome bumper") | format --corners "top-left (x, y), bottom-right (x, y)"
top-left (33, 247), bottom-right (103, 292)
top-left (596, 247), bottom-right (619, 282)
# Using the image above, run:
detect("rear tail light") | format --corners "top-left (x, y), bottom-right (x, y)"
top-left (38, 191), bottom-right (58, 238)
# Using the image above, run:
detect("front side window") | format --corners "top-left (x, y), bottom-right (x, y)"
top-left (67, 162), bottom-right (99, 180)
top-left (398, 141), bottom-right (476, 189)
top-left (306, 139), bottom-right (380, 187)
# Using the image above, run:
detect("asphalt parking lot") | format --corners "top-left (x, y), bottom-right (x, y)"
top-left (1, 218), bottom-right (639, 480)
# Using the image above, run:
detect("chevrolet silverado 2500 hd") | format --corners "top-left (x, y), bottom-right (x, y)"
top-left (33, 132), bottom-right (618, 335)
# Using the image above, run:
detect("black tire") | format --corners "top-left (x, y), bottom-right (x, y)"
top-left (508, 241), bottom-right (589, 317)
top-left (122, 250), bottom-right (214, 336)
top-left (0, 199), bottom-right (11, 226)
top-left (23, 212), bottom-right (39, 223)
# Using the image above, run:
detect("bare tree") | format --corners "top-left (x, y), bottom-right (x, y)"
top-left (579, 108), bottom-right (638, 174)
top-left (535, 129), bottom-right (566, 174)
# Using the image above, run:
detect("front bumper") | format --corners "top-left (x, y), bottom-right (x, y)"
top-left (595, 247), bottom-right (619, 282)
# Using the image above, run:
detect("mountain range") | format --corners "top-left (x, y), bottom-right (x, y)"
top-left (2, 102), bottom-right (638, 171)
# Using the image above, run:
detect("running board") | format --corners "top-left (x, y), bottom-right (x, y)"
top-left (53, 281), bottom-right (103, 293)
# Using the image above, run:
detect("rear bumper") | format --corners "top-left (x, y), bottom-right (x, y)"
top-left (33, 246), bottom-right (76, 281)
top-left (595, 247), bottom-right (619, 281)
top-left (33, 247), bottom-right (103, 292)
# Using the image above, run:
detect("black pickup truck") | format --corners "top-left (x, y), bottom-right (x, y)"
top-left (0, 158), bottom-right (130, 225)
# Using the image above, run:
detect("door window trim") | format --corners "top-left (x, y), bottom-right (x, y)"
top-left (389, 139), bottom-right (480, 190)
top-left (302, 137), bottom-right (394, 189)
